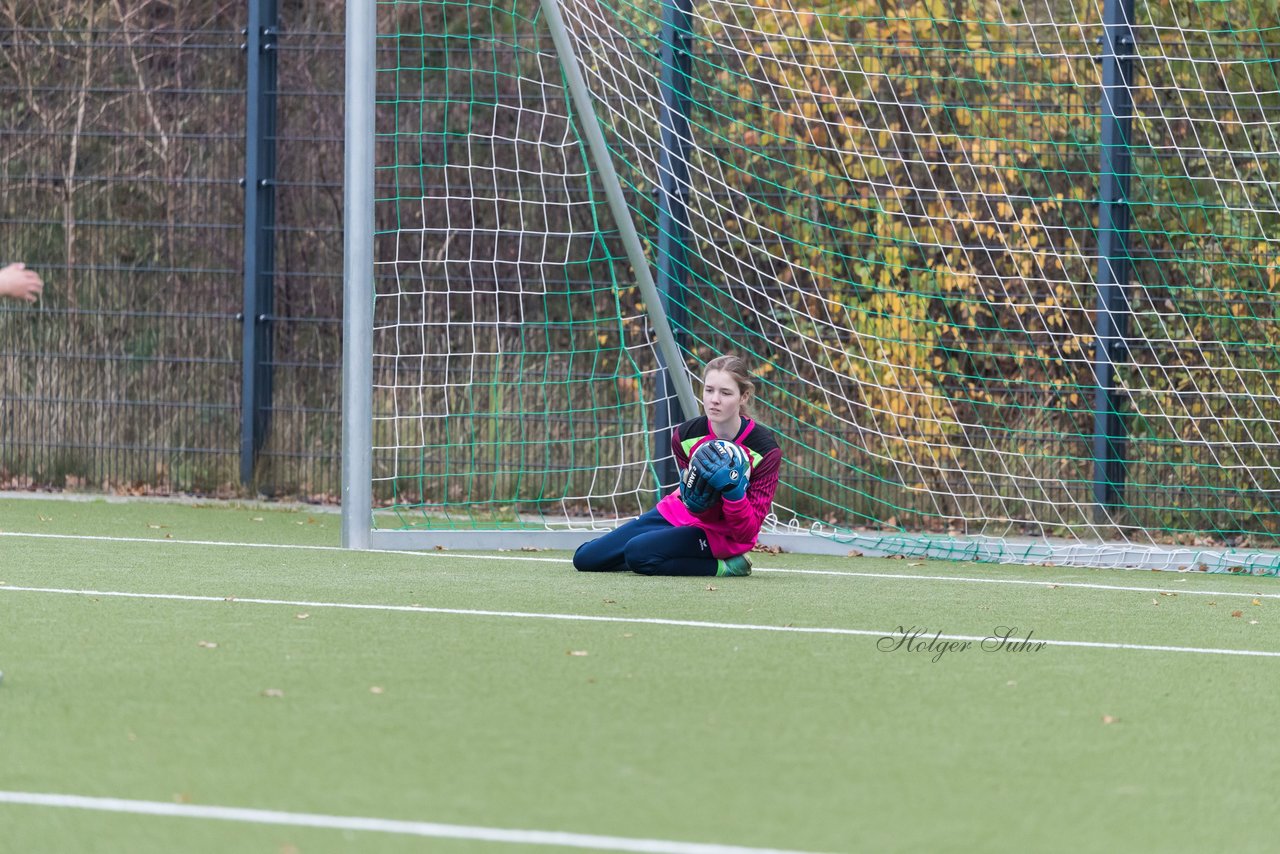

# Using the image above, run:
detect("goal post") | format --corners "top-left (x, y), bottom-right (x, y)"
top-left (344, 0), bottom-right (1280, 573)
top-left (341, 0), bottom-right (375, 550)
top-left (343, 0), bottom-right (703, 554)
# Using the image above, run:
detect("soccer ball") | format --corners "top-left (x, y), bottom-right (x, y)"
top-left (694, 439), bottom-right (749, 474)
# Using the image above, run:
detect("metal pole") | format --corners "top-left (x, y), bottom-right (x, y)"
top-left (240, 0), bottom-right (279, 486)
top-left (342, 0), bottom-right (376, 549)
top-left (653, 0), bottom-right (694, 489)
top-left (1091, 0), bottom-right (1136, 519)
top-left (538, 0), bottom-right (699, 420)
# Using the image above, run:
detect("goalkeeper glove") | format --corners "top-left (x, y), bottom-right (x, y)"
top-left (692, 441), bottom-right (749, 500)
top-left (678, 464), bottom-right (716, 513)
top-left (692, 442), bottom-right (734, 492)
top-left (721, 460), bottom-right (749, 501)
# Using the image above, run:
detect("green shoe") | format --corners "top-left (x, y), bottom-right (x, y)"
top-left (716, 554), bottom-right (753, 577)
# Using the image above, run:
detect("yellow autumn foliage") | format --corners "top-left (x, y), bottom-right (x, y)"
top-left (669, 0), bottom-right (1280, 521)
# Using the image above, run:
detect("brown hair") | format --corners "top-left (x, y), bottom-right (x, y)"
top-left (703, 354), bottom-right (756, 416)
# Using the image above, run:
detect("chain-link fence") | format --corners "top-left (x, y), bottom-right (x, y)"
top-left (0, 2), bottom-right (345, 498)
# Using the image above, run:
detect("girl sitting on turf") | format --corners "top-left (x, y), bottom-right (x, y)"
top-left (573, 354), bottom-right (782, 577)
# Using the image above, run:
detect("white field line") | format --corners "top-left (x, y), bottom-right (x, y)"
top-left (1, 583), bottom-right (1278, 659)
top-left (753, 566), bottom-right (1280, 602)
top-left (2, 529), bottom-right (1279, 603)
top-left (0, 791), bottom-right (821, 854)
top-left (0, 530), bottom-right (569, 563)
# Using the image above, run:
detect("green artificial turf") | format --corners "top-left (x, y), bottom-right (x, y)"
top-left (2, 496), bottom-right (1280, 854)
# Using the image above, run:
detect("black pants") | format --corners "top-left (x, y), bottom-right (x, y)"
top-left (573, 508), bottom-right (717, 576)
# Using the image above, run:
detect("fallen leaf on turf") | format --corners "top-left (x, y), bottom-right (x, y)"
top-left (262, 688), bottom-right (284, 698)
top-left (1102, 715), bottom-right (1118, 725)
top-left (567, 650), bottom-right (588, 657)
top-left (369, 686), bottom-right (384, 695)
top-left (295, 613), bottom-right (310, 620)
top-left (197, 641), bottom-right (218, 649)
top-left (1253, 599), bottom-right (1262, 606)
top-left (1208, 601), bottom-right (1216, 606)
top-left (1231, 610), bottom-right (1244, 618)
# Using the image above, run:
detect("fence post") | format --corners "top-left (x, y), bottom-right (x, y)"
top-left (653, 0), bottom-right (694, 490)
top-left (1091, 0), bottom-right (1136, 519)
top-left (241, 0), bottom-right (280, 486)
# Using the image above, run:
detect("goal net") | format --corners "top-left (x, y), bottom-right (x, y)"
top-left (352, 0), bottom-right (1280, 572)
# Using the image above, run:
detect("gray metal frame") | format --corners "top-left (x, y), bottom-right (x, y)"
top-left (338, 0), bottom-right (1251, 567)
top-left (341, 0), bottom-right (375, 549)
top-left (364, 526), bottom-right (1277, 572)
top-left (343, 0), bottom-right (704, 551)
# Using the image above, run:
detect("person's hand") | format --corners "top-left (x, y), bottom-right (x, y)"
top-left (0, 263), bottom-right (43, 304)
top-left (720, 460), bottom-right (749, 501)
top-left (678, 464), bottom-right (717, 513)
top-left (692, 440), bottom-right (749, 499)
top-left (692, 442), bottom-right (735, 492)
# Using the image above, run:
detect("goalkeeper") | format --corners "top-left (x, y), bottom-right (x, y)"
top-left (573, 355), bottom-right (782, 577)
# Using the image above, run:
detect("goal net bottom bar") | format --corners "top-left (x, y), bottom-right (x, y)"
top-left (366, 528), bottom-right (1280, 574)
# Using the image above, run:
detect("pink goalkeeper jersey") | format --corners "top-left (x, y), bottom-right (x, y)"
top-left (655, 416), bottom-right (782, 558)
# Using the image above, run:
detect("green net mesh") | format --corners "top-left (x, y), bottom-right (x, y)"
top-left (373, 0), bottom-right (1280, 572)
